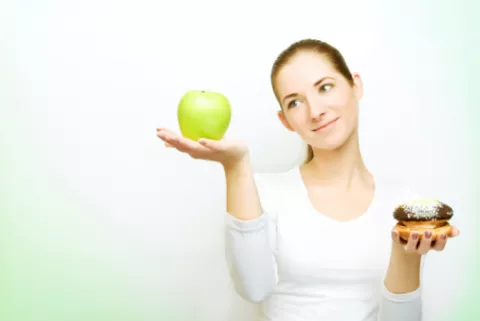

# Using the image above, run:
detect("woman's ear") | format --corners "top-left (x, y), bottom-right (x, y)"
top-left (277, 109), bottom-right (295, 131)
top-left (351, 72), bottom-right (364, 101)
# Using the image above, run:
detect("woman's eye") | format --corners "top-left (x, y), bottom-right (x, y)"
top-left (288, 99), bottom-right (300, 108)
top-left (320, 84), bottom-right (333, 92)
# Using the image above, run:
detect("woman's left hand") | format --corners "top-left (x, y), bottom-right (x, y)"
top-left (391, 226), bottom-right (460, 255)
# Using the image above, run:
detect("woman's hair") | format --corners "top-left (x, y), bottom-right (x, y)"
top-left (270, 39), bottom-right (354, 164)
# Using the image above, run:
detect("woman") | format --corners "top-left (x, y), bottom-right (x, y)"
top-left (156, 39), bottom-right (460, 321)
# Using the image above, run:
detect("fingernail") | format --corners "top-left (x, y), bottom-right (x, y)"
top-left (441, 233), bottom-right (447, 240)
top-left (412, 232), bottom-right (418, 240)
top-left (425, 231), bottom-right (432, 239)
top-left (392, 231), bottom-right (398, 238)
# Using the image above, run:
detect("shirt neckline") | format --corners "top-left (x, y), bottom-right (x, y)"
top-left (291, 165), bottom-right (380, 225)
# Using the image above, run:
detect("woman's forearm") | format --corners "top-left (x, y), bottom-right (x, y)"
top-left (223, 154), bottom-right (263, 221)
top-left (384, 242), bottom-right (422, 293)
top-left (377, 243), bottom-right (423, 321)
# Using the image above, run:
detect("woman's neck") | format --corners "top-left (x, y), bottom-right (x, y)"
top-left (302, 131), bottom-right (372, 190)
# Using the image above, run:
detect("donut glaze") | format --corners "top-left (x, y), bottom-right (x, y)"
top-left (393, 199), bottom-right (453, 221)
top-left (393, 199), bottom-right (454, 241)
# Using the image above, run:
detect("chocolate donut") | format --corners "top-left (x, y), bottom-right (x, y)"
top-left (393, 199), bottom-right (454, 241)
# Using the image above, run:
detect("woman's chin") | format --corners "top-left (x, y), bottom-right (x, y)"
top-left (309, 133), bottom-right (351, 151)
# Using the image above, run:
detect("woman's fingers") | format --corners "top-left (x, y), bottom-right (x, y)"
top-left (416, 231), bottom-right (433, 255)
top-left (432, 232), bottom-right (448, 251)
top-left (404, 231), bottom-right (419, 253)
top-left (198, 138), bottom-right (227, 152)
top-left (156, 128), bottom-right (170, 142)
top-left (391, 228), bottom-right (403, 244)
top-left (450, 226), bottom-right (461, 237)
top-left (391, 225), bottom-right (459, 255)
top-left (431, 226), bottom-right (459, 251)
top-left (156, 126), bottom-right (249, 165)
top-left (157, 128), bottom-right (214, 156)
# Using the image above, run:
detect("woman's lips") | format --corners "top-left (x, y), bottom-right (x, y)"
top-left (313, 117), bottom-right (339, 132)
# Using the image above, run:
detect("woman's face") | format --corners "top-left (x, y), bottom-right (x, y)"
top-left (274, 50), bottom-right (363, 151)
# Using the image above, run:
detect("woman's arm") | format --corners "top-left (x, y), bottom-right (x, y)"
top-left (155, 130), bottom-right (278, 302)
top-left (377, 242), bottom-right (424, 321)
top-left (224, 155), bottom-right (263, 221)
top-left (376, 184), bottom-right (426, 321)
top-left (384, 242), bottom-right (422, 293)
top-left (223, 156), bottom-right (278, 303)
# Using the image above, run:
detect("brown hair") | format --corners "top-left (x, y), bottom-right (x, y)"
top-left (270, 39), bottom-right (354, 164)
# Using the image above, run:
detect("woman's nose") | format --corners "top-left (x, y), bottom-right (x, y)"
top-left (308, 100), bottom-right (327, 121)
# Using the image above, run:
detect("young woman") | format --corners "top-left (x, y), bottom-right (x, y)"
top-left (156, 39), bottom-right (460, 321)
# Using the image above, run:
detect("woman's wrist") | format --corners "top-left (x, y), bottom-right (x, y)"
top-left (384, 242), bottom-right (422, 294)
top-left (222, 153), bottom-right (251, 174)
top-left (391, 241), bottom-right (421, 259)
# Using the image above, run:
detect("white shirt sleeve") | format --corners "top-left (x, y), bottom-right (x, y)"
top-left (376, 256), bottom-right (426, 321)
top-left (378, 290), bottom-right (422, 321)
top-left (224, 211), bottom-right (278, 303)
top-left (224, 172), bottom-right (279, 303)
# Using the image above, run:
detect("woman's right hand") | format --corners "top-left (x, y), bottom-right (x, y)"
top-left (156, 128), bottom-right (249, 168)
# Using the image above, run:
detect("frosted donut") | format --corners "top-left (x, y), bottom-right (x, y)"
top-left (393, 199), bottom-right (454, 241)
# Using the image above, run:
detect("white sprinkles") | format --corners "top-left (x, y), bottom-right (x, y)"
top-left (397, 199), bottom-right (448, 220)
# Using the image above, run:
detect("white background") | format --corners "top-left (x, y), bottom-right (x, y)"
top-left (1, 0), bottom-right (475, 320)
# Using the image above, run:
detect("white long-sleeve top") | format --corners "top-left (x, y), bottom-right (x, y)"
top-left (225, 166), bottom-right (425, 321)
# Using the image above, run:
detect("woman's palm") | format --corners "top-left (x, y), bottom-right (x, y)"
top-left (156, 128), bottom-right (248, 166)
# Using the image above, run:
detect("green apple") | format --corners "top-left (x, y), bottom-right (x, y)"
top-left (177, 90), bottom-right (232, 141)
